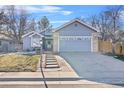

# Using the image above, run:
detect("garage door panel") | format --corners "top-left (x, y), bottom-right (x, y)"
top-left (59, 39), bottom-right (91, 52)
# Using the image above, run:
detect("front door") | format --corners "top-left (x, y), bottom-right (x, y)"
top-left (45, 40), bottom-right (53, 51)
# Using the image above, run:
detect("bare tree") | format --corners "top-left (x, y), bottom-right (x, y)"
top-left (4, 5), bottom-right (31, 44)
top-left (88, 12), bottom-right (113, 40)
top-left (104, 6), bottom-right (123, 55)
top-left (29, 18), bottom-right (36, 31)
top-left (0, 10), bottom-right (9, 31)
top-left (88, 6), bottom-right (123, 55)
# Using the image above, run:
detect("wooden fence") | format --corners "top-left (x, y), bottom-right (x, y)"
top-left (98, 40), bottom-right (124, 55)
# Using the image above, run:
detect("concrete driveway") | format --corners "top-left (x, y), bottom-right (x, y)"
top-left (60, 52), bottom-right (124, 84)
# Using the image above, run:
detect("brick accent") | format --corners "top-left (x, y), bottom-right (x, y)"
top-left (53, 32), bottom-right (59, 53)
top-left (92, 33), bottom-right (99, 52)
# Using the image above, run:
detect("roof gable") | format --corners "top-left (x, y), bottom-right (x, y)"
top-left (29, 32), bottom-right (44, 38)
top-left (22, 31), bottom-right (44, 38)
top-left (22, 31), bottom-right (35, 38)
top-left (0, 34), bottom-right (13, 41)
top-left (53, 19), bottom-right (98, 32)
top-left (40, 29), bottom-right (52, 36)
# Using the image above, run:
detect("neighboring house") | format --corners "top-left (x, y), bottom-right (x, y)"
top-left (22, 18), bottom-right (99, 53)
top-left (0, 33), bottom-right (15, 52)
top-left (22, 31), bottom-right (43, 51)
top-left (22, 28), bottom-right (53, 51)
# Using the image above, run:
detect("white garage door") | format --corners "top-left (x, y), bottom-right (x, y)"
top-left (59, 36), bottom-right (92, 52)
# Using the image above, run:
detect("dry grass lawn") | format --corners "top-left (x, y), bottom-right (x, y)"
top-left (0, 54), bottom-right (40, 72)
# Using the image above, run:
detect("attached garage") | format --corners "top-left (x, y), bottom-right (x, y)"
top-left (53, 19), bottom-right (99, 53)
top-left (59, 36), bottom-right (92, 52)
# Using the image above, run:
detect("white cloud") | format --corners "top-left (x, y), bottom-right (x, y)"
top-left (2, 5), bottom-right (73, 15)
top-left (40, 6), bottom-right (61, 13)
top-left (40, 5), bottom-right (73, 15)
top-left (61, 11), bottom-right (73, 15)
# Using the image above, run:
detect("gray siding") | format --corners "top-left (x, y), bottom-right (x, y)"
top-left (59, 22), bottom-right (93, 36)
top-left (23, 34), bottom-right (42, 51)
top-left (23, 36), bottom-right (32, 51)
top-left (0, 40), bottom-right (15, 52)
top-left (31, 35), bottom-right (42, 48)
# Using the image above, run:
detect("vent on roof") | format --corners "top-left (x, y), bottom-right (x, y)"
top-left (75, 23), bottom-right (78, 27)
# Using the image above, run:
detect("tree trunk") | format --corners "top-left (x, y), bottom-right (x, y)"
top-left (120, 43), bottom-right (122, 55)
top-left (112, 42), bottom-right (116, 56)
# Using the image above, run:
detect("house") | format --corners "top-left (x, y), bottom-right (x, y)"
top-left (22, 28), bottom-right (53, 51)
top-left (22, 18), bottom-right (99, 53)
top-left (0, 33), bottom-right (15, 52)
top-left (53, 19), bottom-right (99, 53)
top-left (22, 31), bottom-right (43, 51)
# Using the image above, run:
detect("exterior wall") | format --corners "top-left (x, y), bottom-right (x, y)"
top-left (14, 43), bottom-right (23, 52)
top-left (9, 42), bottom-right (16, 52)
top-left (31, 34), bottom-right (42, 48)
top-left (23, 36), bottom-right (32, 51)
top-left (23, 34), bottom-right (43, 51)
top-left (59, 22), bottom-right (93, 36)
top-left (0, 40), bottom-right (15, 52)
top-left (53, 32), bottom-right (59, 53)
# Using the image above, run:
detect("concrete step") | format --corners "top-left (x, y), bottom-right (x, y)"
top-left (45, 65), bottom-right (59, 68)
top-left (46, 58), bottom-right (56, 60)
top-left (46, 64), bottom-right (59, 67)
top-left (43, 68), bottom-right (62, 71)
top-left (46, 62), bottom-right (58, 65)
top-left (46, 56), bottom-right (54, 57)
top-left (46, 56), bottom-right (54, 58)
top-left (46, 60), bottom-right (57, 63)
top-left (46, 60), bottom-right (56, 62)
top-left (46, 58), bottom-right (55, 60)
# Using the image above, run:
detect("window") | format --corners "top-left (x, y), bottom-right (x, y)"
top-left (60, 36), bottom-right (91, 40)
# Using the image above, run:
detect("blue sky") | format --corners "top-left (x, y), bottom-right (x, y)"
top-left (29, 5), bottom-right (107, 28)
top-left (1, 5), bottom-right (123, 28)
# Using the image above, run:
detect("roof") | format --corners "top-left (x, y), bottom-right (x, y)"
top-left (28, 32), bottom-right (44, 37)
top-left (22, 28), bottom-right (52, 38)
top-left (40, 29), bottom-right (52, 36)
top-left (0, 33), bottom-right (13, 41)
top-left (22, 31), bottom-right (35, 38)
top-left (53, 18), bottom-right (98, 32)
top-left (38, 26), bottom-right (53, 36)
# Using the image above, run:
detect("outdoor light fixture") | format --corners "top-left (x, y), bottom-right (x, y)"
top-left (40, 40), bottom-right (43, 45)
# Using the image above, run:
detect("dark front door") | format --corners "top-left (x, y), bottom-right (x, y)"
top-left (44, 39), bottom-right (53, 51)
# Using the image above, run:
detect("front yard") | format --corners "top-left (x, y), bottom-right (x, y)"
top-left (0, 54), bottom-right (40, 72)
